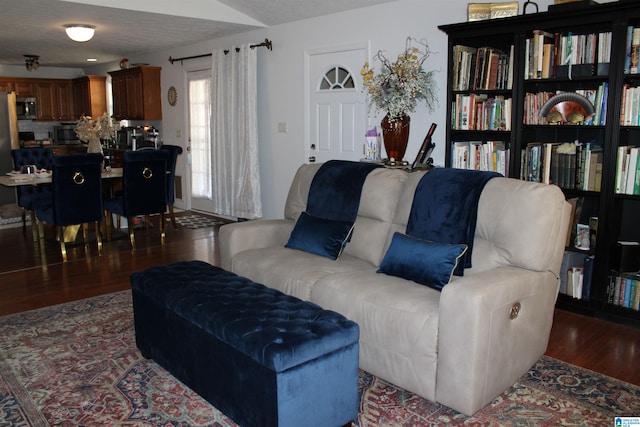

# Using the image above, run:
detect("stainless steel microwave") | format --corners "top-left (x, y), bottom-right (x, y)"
top-left (53, 124), bottom-right (81, 145)
top-left (16, 97), bottom-right (37, 120)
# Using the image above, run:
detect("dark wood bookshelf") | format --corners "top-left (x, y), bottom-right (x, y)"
top-left (440, 1), bottom-right (640, 327)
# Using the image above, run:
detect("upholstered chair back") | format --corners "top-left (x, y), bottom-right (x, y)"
top-left (39, 153), bottom-right (104, 226)
top-left (120, 149), bottom-right (168, 217)
top-left (159, 144), bottom-right (183, 204)
top-left (10, 148), bottom-right (54, 210)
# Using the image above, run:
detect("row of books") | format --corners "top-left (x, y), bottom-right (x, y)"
top-left (620, 84), bottom-right (640, 126)
top-left (607, 272), bottom-right (640, 311)
top-left (524, 30), bottom-right (612, 80)
top-left (615, 145), bottom-right (640, 195)
top-left (523, 85), bottom-right (608, 126)
top-left (625, 26), bottom-right (640, 74)
top-left (450, 140), bottom-right (509, 175)
top-left (451, 45), bottom-right (514, 91)
top-left (520, 141), bottom-right (603, 191)
top-left (559, 251), bottom-right (594, 300)
top-left (451, 94), bottom-right (511, 131)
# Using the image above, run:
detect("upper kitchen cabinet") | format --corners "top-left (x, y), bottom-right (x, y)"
top-left (35, 79), bottom-right (75, 121)
top-left (73, 76), bottom-right (107, 119)
top-left (0, 78), bottom-right (35, 97)
top-left (109, 66), bottom-right (162, 121)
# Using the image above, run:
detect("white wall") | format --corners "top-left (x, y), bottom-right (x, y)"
top-left (90, 0), bottom-right (557, 219)
top-left (0, 65), bottom-right (85, 79)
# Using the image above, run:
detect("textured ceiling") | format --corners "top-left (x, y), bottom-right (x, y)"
top-left (0, 0), bottom-right (395, 69)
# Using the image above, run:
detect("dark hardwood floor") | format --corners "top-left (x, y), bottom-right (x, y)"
top-left (1, 213), bottom-right (639, 387)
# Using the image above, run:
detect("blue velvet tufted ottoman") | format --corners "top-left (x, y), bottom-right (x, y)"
top-left (130, 261), bottom-right (359, 427)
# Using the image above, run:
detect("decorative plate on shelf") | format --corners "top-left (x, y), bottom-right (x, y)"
top-left (168, 86), bottom-right (178, 106)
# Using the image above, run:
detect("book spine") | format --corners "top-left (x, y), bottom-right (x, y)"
top-left (631, 28), bottom-right (640, 74)
top-left (625, 26), bottom-right (634, 74)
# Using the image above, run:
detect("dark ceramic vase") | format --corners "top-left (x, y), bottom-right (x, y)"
top-left (381, 114), bottom-right (410, 161)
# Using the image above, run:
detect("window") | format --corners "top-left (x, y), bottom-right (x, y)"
top-left (319, 66), bottom-right (355, 90)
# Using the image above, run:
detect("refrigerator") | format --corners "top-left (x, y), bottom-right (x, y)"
top-left (0, 91), bottom-right (19, 205)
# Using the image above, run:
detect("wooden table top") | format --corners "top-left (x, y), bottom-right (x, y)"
top-left (0, 168), bottom-right (123, 187)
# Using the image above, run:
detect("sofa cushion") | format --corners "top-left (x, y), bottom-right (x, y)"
top-left (285, 212), bottom-right (354, 260)
top-left (342, 168), bottom-right (409, 266)
top-left (309, 270), bottom-right (441, 401)
top-left (230, 246), bottom-right (375, 301)
top-left (378, 232), bottom-right (468, 290)
top-left (283, 164), bottom-right (408, 267)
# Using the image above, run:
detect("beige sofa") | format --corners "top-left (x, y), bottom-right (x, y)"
top-left (219, 163), bottom-right (571, 415)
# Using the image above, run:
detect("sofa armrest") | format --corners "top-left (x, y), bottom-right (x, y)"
top-left (219, 219), bottom-right (295, 270)
top-left (435, 266), bottom-right (558, 415)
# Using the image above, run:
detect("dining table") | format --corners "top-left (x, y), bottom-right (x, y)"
top-left (0, 167), bottom-right (123, 187)
top-left (0, 168), bottom-right (124, 243)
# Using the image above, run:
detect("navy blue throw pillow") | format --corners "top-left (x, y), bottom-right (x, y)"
top-left (285, 212), bottom-right (355, 260)
top-left (378, 232), bottom-right (468, 290)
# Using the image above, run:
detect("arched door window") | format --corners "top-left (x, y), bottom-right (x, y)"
top-left (318, 66), bottom-right (355, 91)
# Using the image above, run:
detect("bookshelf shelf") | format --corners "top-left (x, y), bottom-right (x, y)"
top-left (439, 1), bottom-right (640, 326)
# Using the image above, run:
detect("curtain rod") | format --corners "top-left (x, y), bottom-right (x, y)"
top-left (168, 39), bottom-right (272, 65)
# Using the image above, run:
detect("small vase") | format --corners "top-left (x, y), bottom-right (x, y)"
top-left (87, 138), bottom-right (103, 155)
top-left (381, 114), bottom-right (410, 161)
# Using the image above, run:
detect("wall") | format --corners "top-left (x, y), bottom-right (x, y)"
top-left (0, 65), bottom-right (84, 80)
top-left (95, 0), bottom-right (557, 218)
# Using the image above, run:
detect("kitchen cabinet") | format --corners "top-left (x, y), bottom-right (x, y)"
top-left (73, 75), bottom-right (107, 119)
top-left (109, 66), bottom-right (162, 120)
top-left (0, 78), bottom-right (35, 97)
top-left (35, 79), bottom-right (75, 121)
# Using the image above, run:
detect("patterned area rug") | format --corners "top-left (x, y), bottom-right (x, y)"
top-left (1, 291), bottom-right (639, 426)
top-left (174, 214), bottom-right (225, 229)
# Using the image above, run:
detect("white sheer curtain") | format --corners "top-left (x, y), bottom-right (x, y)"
top-left (210, 45), bottom-right (262, 219)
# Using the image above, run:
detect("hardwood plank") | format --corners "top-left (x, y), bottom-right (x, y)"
top-left (0, 213), bottom-right (638, 388)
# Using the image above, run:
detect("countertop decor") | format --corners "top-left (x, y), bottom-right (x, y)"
top-left (75, 113), bottom-right (121, 143)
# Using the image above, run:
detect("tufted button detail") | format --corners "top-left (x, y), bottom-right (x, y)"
top-left (510, 302), bottom-right (521, 320)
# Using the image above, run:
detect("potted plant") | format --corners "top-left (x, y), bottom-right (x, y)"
top-left (361, 37), bottom-right (437, 162)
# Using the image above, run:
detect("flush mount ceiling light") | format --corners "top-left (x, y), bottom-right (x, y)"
top-left (24, 55), bottom-right (39, 71)
top-left (64, 24), bottom-right (96, 42)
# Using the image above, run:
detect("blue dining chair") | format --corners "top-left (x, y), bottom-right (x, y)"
top-left (34, 153), bottom-right (104, 262)
top-left (104, 149), bottom-right (168, 250)
top-left (11, 147), bottom-right (54, 240)
top-left (159, 144), bottom-right (183, 229)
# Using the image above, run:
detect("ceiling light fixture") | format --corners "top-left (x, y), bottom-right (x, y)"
top-left (24, 55), bottom-right (39, 71)
top-left (64, 24), bottom-right (96, 42)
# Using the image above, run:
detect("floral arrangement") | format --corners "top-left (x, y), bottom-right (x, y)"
top-left (361, 37), bottom-right (438, 121)
top-left (75, 113), bottom-right (121, 142)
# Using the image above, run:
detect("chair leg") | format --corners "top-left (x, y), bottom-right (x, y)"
top-left (82, 223), bottom-right (90, 245)
top-left (95, 220), bottom-right (103, 256)
top-left (30, 211), bottom-right (38, 242)
top-left (104, 210), bottom-right (113, 241)
top-left (37, 219), bottom-right (44, 247)
top-left (160, 213), bottom-right (166, 245)
top-left (127, 216), bottom-right (136, 250)
top-left (21, 207), bottom-right (27, 230)
top-left (57, 226), bottom-right (68, 262)
top-left (168, 203), bottom-right (178, 230)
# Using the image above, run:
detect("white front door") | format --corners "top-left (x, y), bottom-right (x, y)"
top-left (305, 43), bottom-right (369, 164)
